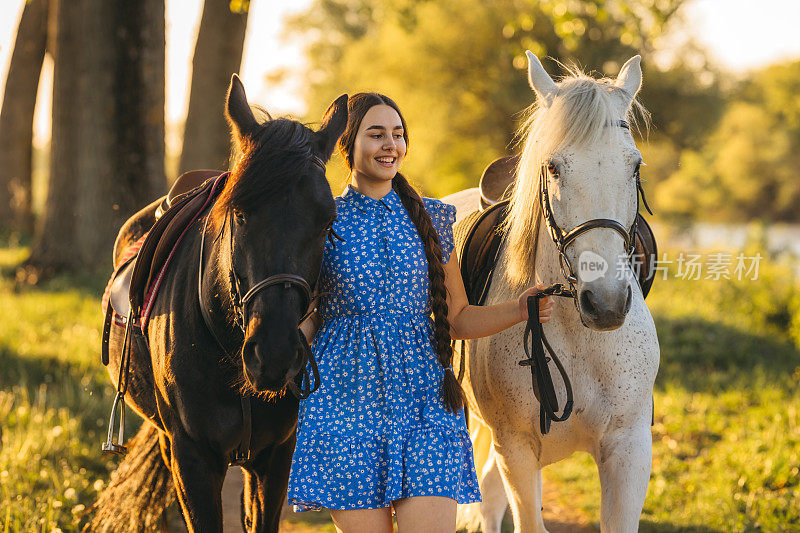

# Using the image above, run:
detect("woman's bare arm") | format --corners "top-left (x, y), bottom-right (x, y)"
top-left (442, 254), bottom-right (553, 341)
top-left (299, 302), bottom-right (323, 343)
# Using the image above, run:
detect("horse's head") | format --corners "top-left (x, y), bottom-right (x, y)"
top-left (213, 75), bottom-right (347, 393)
top-left (509, 52), bottom-right (647, 331)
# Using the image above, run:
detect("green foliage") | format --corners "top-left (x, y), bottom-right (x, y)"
top-left (289, 0), bottom-right (691, 197)
top-left (654, 60), bottom-right (800, 223)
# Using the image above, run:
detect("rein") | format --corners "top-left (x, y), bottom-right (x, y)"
top-left (519, 119), bottom-right (653, 434)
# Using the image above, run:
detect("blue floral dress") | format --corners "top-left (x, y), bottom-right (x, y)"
top-left (287, 184), bottom-right (482, 512)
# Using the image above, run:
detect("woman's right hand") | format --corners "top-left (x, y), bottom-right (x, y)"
top-left (517, 284), bottom-right (554, 323)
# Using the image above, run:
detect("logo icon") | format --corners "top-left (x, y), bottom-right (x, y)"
top-left (578, 251), bottom-right (608, 282)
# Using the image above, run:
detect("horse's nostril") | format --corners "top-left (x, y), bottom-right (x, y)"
top-left (580, 289), bottom-right (598, 317)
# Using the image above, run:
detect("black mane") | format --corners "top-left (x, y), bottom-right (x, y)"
top-left (219, 118), bottom-right (316, 213)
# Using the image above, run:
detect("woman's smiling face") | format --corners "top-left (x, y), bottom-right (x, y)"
top-left (352, 104), bottom-right (407, 184)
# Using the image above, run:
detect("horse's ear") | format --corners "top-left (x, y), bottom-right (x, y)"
top-left (225, 74), bottom-right (259, 141)
top-left (314, 94), bottom-right (349, 162)
top-left (616, 55), bottom-right (643, 101)
top-left (526, 50), bottom-right (558, 108)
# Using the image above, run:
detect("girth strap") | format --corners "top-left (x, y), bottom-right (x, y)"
top-left (519, 284), bottom-right (575, 434)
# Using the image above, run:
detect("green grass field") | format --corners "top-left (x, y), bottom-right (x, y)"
top-left (0, 244), bottom-right (798, 531)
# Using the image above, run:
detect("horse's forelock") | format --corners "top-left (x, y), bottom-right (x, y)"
top-left (502, 67), bottom-right (648, 290)
top-left (216, 118), bottom-right (316, 220)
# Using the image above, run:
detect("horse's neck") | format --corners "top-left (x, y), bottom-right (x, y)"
top-left (495, 213), bottom-right (587, 352)
top-left (200, 222), bottom-right (237, 335)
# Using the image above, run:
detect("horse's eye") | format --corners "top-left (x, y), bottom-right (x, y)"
top-left (546, 161), bottom-right (559, 177)
top-left (233, 210), bottom-right (246, 225)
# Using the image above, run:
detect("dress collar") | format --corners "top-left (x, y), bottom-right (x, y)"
top-left (340, 184), bottom-right (402, 214)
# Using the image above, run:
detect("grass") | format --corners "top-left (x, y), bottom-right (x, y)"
top-left (0, 244), bottom-right (798, 531)
top-left (0, 247), bottom-right (140, 531)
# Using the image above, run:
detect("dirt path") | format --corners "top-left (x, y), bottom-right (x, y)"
top-left (166, 466), bottom-right (598, 532)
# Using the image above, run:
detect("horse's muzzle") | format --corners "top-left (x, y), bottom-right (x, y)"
top-left (578, 283), bottom-right (631, 331)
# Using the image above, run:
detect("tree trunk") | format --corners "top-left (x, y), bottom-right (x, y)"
top-left (178, 0), bottom-right (249, 175)
top-left (24, 0), bottom-right (165, 277)
top-left (0, 0), bottom-right (48, 233)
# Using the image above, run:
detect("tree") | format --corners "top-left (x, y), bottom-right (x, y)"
top-left (177, 0), bottom-right (249, 175)
top-left (0, 0), bottom-right (48, 233)
top-left (288, 0), bottom-right (692, 197)
top-left (654, 60), bottom-right (800, 223)
top-left (24, 0), bottom-right (165, 276)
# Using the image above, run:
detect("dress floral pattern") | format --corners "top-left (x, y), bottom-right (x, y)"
top-left (287, 184), bottom-right (482, 512)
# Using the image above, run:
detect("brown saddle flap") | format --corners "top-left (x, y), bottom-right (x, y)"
top-left (128, 173), bottom-right (223, 317)
top-left (453, 201), bottom-right (510, 306)
top-left (109, 259), bottom-right (135, 319)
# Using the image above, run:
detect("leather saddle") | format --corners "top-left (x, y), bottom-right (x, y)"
top-left (102, 171), bottom-right (226, 364)
top-left (454, 156), bottom-right (657, 307)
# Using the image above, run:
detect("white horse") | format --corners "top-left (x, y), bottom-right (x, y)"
top-left (445, 52), bottom-right (660, 532)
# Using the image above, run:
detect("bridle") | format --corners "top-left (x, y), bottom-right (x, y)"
top-left (520, 119), bottom-right (653, 434)
top-left (539, 120), bottom-right (653, 297)
top-left (197, 155), bottom-right (343, 464)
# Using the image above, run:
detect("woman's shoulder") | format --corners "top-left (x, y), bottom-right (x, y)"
top-left (421, 197), bottom-right (457, 221)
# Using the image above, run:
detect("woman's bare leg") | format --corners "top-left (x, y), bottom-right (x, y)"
top-left (329, 506), bottom-right (394, 533)
top-left (393, 496), bottom-right (457, 533)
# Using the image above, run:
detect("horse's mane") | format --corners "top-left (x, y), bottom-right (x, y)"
top-left (214, 117), bottom-right (315, 220)
top-left (501, 65), bottom-right (647, 290)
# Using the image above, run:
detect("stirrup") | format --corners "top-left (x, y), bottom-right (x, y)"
top-left (101, 391), bottom-right (128, 455)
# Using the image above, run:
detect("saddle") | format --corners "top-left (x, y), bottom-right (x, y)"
top-left (101, 172), bottom-right (227, 364)
top-left (454, 156), bottom-right (657, 307)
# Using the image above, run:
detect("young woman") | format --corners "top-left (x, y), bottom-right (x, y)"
top-left (288, 93), bottom-right (553, 533)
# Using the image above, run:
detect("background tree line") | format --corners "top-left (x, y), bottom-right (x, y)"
top-left (1, 0), bottom-right (799, 277)
top-left (289, 0), bottom-right (799, 223)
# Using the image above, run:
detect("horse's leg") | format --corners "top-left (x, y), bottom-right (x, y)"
top-left (168, 429), bottom-right (228, 532)
top-left (479, 445), bottom-right (511, 533)
top-left (594, 425), bottom-right (652, 532)
top-left (241, 434), bottom-right (296, 532)
top-left (492, 430), bottom-right (548, 533)
top-left (461, 418), bottom-right (508, 533)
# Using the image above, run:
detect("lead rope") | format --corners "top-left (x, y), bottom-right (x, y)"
top-left (518, 283), bottom-right (576, 435)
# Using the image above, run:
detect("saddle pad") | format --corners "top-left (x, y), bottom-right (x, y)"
top-left (102, 233), bottom-right (148, 323)
top-left (129, 172), bottom-right (227, 324)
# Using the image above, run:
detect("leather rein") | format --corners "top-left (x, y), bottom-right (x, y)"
top-left (520, 119), bottom-right (653, 434)
top-left (197, 155), bottom-right (342, 464)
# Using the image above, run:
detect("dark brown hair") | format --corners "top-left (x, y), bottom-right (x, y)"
top-left (338, 93), bottom-right (463, 413)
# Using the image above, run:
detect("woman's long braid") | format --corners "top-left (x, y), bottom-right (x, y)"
top-left (392, 173), bottom-right (464, 413)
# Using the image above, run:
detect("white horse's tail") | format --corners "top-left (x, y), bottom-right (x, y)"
top-left (458, 411), bottom-right (509, 533)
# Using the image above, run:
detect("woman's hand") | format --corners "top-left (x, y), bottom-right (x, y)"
top-left (517, 284), bottom-right (554, 323)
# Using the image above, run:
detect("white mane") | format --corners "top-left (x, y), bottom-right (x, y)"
top-left (501, 67), bottom-right (647, 290)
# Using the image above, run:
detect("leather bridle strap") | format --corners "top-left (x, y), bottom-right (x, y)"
top-left (519, 285), bottom-right (575, 435)
top-left (237, 274), bottom-right (313, 329)
top-left (561, 219), bottom-right (633, 250)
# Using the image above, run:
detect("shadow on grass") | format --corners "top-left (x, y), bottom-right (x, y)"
top-left (654, 315), bottom-right (800, 392)
top-left (0, 242), bottom-right (109, 298)
top-left (640, 519), bottom-right (724, 533)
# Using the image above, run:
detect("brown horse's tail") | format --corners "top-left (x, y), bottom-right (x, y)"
top-left (86, 422), bottom-right (175, 531)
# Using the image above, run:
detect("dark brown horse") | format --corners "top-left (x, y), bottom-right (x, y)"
top-left (89, 76), bottom-right (347, 532)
